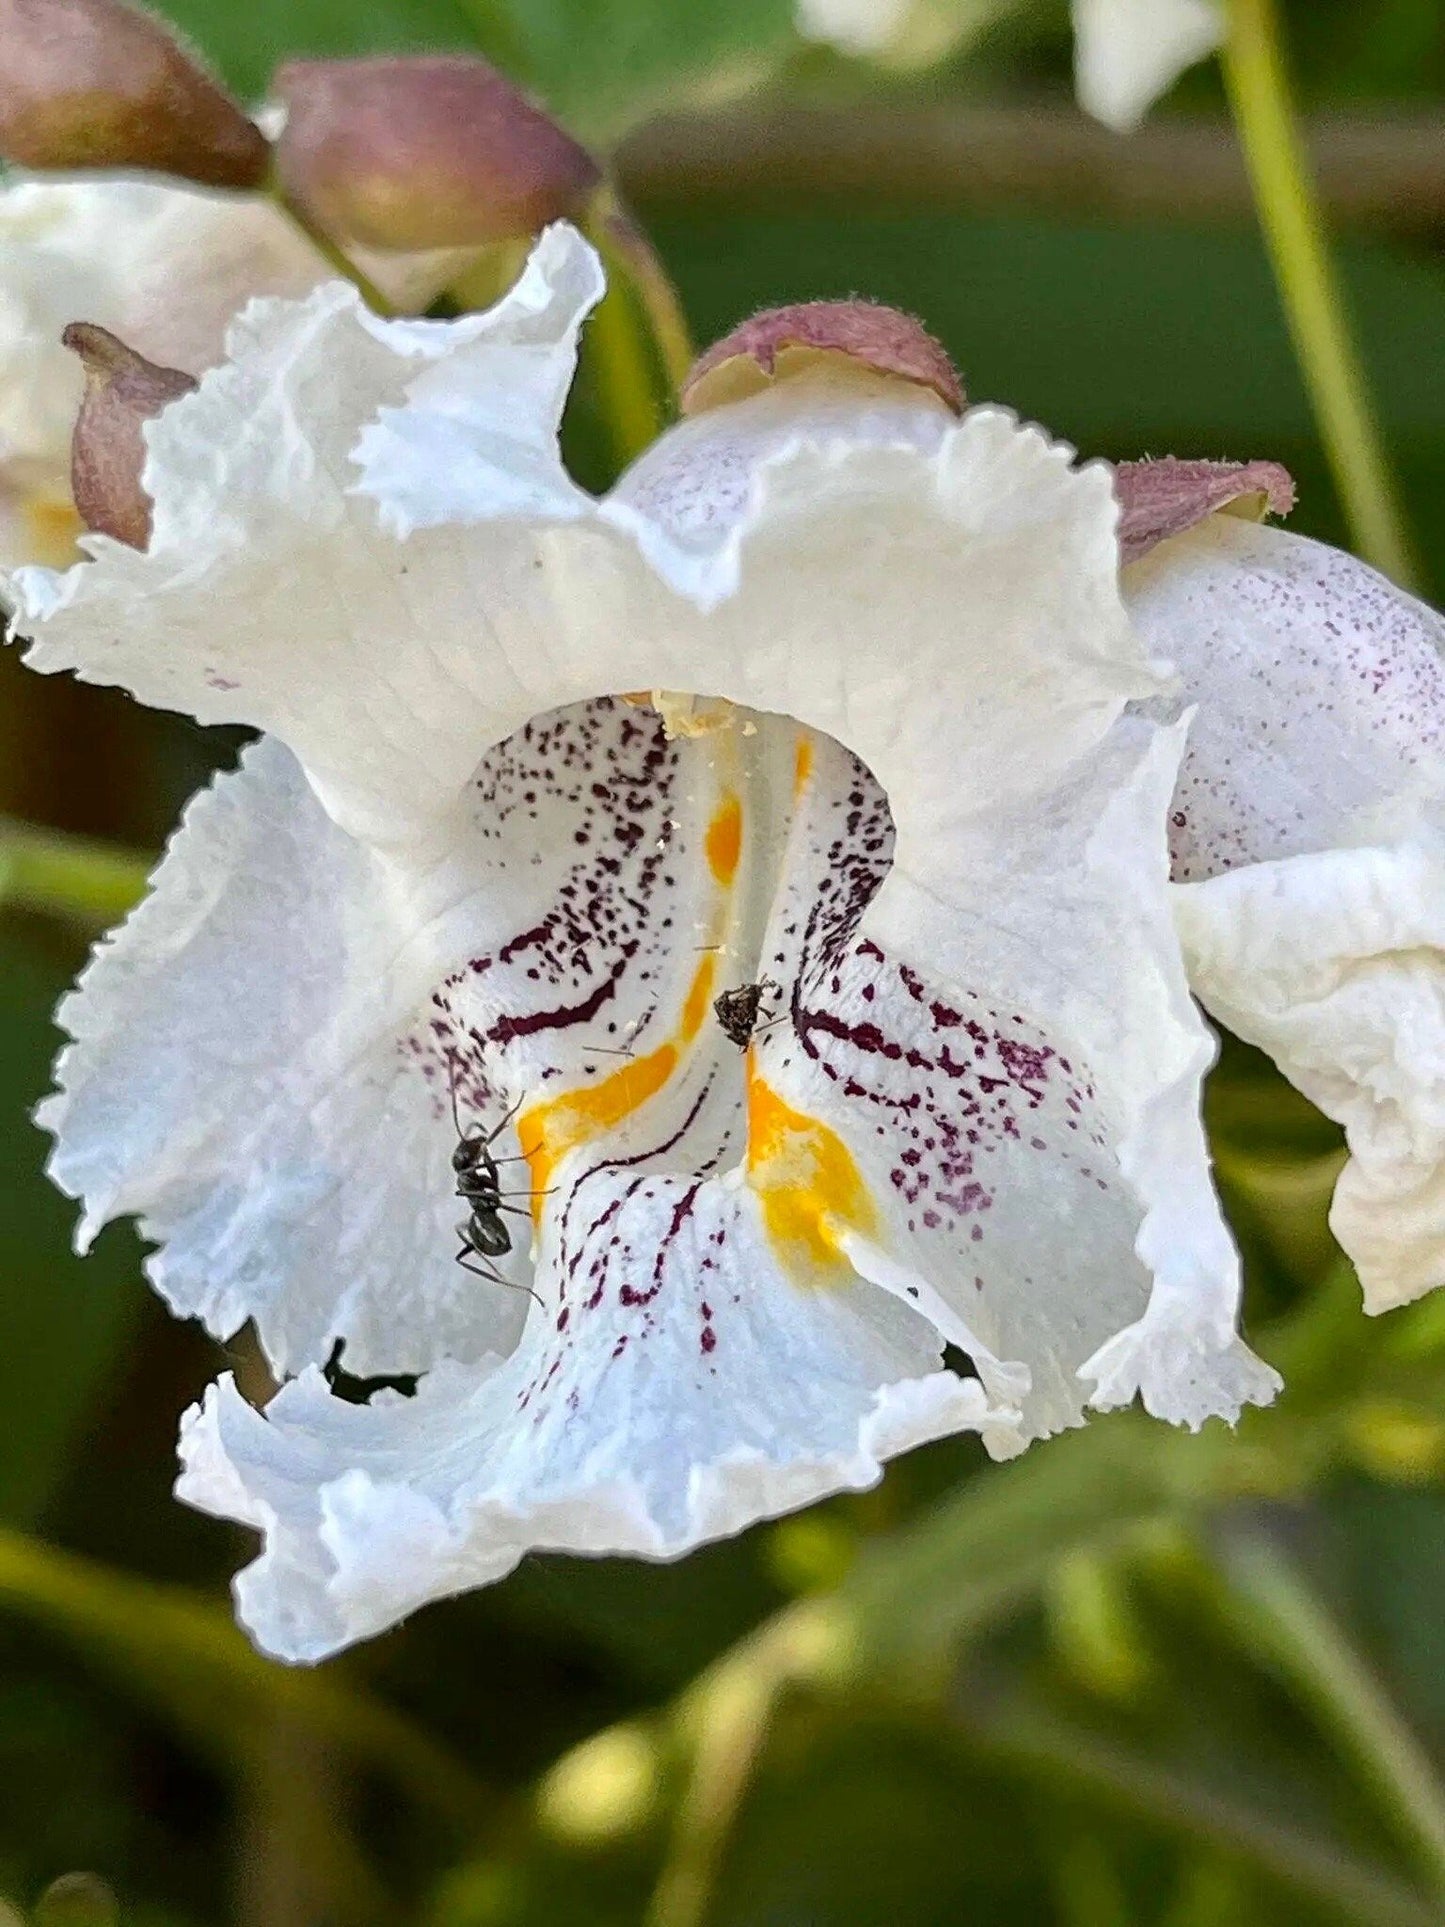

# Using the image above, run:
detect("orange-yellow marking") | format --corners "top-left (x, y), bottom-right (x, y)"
top-left (705, 791), bottom-right (742, 885)
top-left (792, 736), bottom-right (813, 801)
top-left (519, 955), bottom-right (718, 1216)
top-left (681, 950), bottom-right (717, 1042)
top-left (520, 1043), bottom-right (677, 1217)
top-left (23, 496), bottom-right (83, 568)
top-left (745, 1066), bottom-right (876, 1283)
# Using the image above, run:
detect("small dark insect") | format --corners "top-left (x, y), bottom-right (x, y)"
top-left (713, 976), bottom-right (782, 1050)
top-left (445, 1067), bottom-right (539, 1303)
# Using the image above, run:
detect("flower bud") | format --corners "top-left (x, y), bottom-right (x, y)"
top-left (273, 56), bottom-right (601, 252)
top-left (0, 0), bottom-right (268, 187)
top-left (63, 320), bottom-right (195, 549)
top-left (682, 301), bottom-right (963, 417)
top-left (1114, 456), bottom-right (1295, 567)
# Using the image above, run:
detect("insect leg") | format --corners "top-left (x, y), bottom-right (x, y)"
top-left (455, 1241), bottom-right (541, 1307)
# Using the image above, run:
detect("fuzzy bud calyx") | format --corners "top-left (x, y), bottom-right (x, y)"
top-left (64, 321), bottom-right (196, 550)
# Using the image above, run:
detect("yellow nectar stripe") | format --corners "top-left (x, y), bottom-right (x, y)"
top-left (705, 791), bottom-right (742, 884)
top-left (680, 951), bottom-right (717, 1042)
top-left (519, 956), bottom-right (718, 1215)
top-left (745, 1064), bottom-right (876, 1283)
top-left (792, 736), bottom-right (813, 801)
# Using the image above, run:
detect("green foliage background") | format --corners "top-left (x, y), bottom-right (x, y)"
top-left (2, 1), bottom-right (1445, 1922)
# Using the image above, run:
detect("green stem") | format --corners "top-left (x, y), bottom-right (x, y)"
top-left (1221, 1535), bottom-right (1445, 1899)
top-left (593, 188), bottom-right (696, 393)
top-left (1221, 0), bottom-right (1418, 589)
top-left (643, 1607), bottom-right (841, 1927)
top-left (577, 190), bottom-right (694, 473)
top-left (0, 817), bottom-right (150, 926)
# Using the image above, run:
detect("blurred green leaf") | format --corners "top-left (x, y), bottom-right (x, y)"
top-left (1216, 1534), bottom-right (1445, 1899)
top-left (0, 936), bottom-right (144, 1526)
top-left (1334, 1484), bottom-right (1445, 1723)
top-left (953, 1698), bottom-right (1442, 1927)
top-left (840, 1410), bottom-right (1308, 1691)
top-left (152, 0), bottom-right (795, 142)
top-left (0, 1527), bottom-right (489, 1830)
top-left (32, 1874), bottom-right (119, 1927)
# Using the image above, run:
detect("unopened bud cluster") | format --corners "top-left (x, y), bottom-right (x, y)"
top-left (0, 0), bottom-right (266, 185)
top-left (0, 0), bottom-right (605, 549)
top-left (0, 0), bottom-right (598, 246)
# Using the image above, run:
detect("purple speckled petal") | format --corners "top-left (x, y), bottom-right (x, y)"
top-left (1114, 455), bottom-right (1295, 568)
top-left (1128, 513), bottom-right (1445, 1313)
top-left (172, 698), bottom-right (1265, 1662)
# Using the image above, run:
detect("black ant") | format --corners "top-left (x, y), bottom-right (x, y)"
top-left (445, 1066), bottom-right (542, 1305)
top-left (713, 976), bottom-right (784, 1050)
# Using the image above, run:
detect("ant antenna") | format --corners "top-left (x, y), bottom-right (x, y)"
top-left (444, 1050), bottom-right (470, 1142)
top-left (485, 1090), bottom-right (526, 1145)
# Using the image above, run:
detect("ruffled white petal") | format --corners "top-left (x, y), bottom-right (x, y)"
top-left (359, 334), bottom-right (1270, 1426)
top-left (181, 1271), bottom-right (984, 1664)
top-left (0, 175), bottom-right (355, 568)
top-left (1127, 517), bottom-right (1445, 1310)
top-left (1073, 0), bottom-right (1221, 132)
top-left (40, 735), bottom-right (530, 1375)
top-left (1176, 843), bottom-right (1445, 1313)
top-left (0, 175), bottom-right (465, 437)
top-left (11, 224), bottom-right (604, 844)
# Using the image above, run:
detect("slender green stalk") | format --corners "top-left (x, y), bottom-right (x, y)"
top-left (644, 1606), bottom-right (845, 1927)
top-left (1222, 1536), bottom-right (1445, 1900)
top-left (580, 269), bottom-right (669, 471)
top-left (577, 189), bottom-right (694, 473)
top-left (0, 817), bottom-right (150, 926)
top-left (592, 187), bottom-right (696, 393)
top-left (1221, 0), bottom-right (1418, 589)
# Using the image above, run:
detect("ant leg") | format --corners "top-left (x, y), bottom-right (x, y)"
top-left (455, 1243), bottom-right (542, 1307)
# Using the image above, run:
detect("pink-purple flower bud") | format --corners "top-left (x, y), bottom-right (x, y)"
top-left (64, 321), bottom-right (196, 550)
top-left (682, 301), bottom-right (964, 417)
top-left (1113, 457), bottom-right (1296, 567)
top-left (273, 55), bottom-right (602, 251)
top-left (0, 0), bottom-right (268, 187)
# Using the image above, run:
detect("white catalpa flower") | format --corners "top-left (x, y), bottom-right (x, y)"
top-left (0, 172), bottom-right (467, 566)
top-left (795, 0), bottom-right (1220, 132)
top-left (1072, 0), bottom-right (1220, 131)
top-left (7, 227), bottom-right (1277, 1662)
top-left (1116, 459), bottom-right (1445, 1314)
